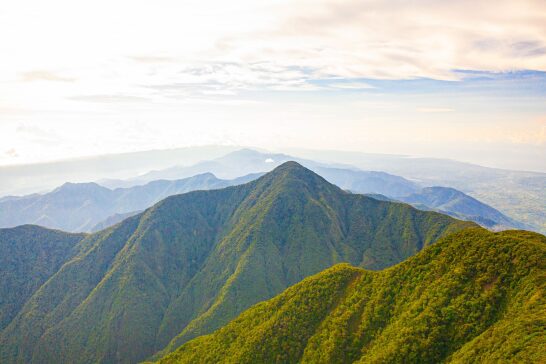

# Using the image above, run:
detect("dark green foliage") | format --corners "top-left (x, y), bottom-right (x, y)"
top-left (159, 228), bottom-right (546, 364)
top-left (0, 225), bottom-right (85, 331)
top-left (0, 162), bottom-right (473, 364)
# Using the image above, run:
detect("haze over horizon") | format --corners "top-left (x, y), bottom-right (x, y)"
top-left (1, 145), bottom-right (545, 175)
top-left (1, 0), bottom-right (545, 172)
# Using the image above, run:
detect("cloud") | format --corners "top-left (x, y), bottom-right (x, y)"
top-left (209, 0), bottom-right (546, 80)
top-left (417, 107), bottom-right (454, 113)
top-left (16, 124), bottom-right (60, 145)
top-left (3, 0), bottom-right (545, 107)
top-left (5, 148), bottom-right (18, 158)
top-left (143, 61), bottom-right (318, 96)
top-left (68, 95), bottom-right (150, 103)
top-left (21, 70), bottom-right (75, 82)
top-left (511, 41), bottom-right (546, 57)
top-left (326, 81), bottom-right (375, 90)
top-left (128, 55), bottom-right (176, 63)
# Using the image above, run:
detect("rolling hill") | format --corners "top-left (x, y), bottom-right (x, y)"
top-left (158, 228), bottom-right (546, 364)
top-left (0, 162), bottom-right (474, 364)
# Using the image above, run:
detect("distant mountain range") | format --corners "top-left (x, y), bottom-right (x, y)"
top-left (396, 186), bottom-right (525, 230)
top-left (103, 149), bottom-right (530, 231)
top-left (0, 149), bottom-right (526, 232)
top-left (0, 162), bottom-right (474, 364)
top-left (158, 228), bottom-right (546, 364)
top-left (0, 146), bottom-right (238, 197)
top-left (0, 173), bottom-right (256, 232)
top-left (291, 148), bottom-right (546, 234)
top-left (101, 149), bottom-right (421, 198)
top-left (1, 146), bottom-right (543, 233)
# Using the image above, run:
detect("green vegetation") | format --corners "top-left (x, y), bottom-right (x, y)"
top-left (0, 225), bottom-right (85, 331)
top-left (0, 162), bottom-right (473, 364)
top-left (159, 228), bottom-right (546, 364)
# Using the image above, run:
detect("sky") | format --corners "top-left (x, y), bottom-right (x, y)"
top-left (1, 0), bottom-right (545, 172)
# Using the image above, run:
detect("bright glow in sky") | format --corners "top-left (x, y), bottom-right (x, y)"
top-left (1, 0), bottom-right (545, 171)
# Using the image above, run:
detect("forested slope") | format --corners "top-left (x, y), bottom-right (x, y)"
top-left (0, 162), bottom-right (474, 364)
top-left (0, 225), bottom-right (85, 331)
top-left (160, 228), bottom-right (545, 364)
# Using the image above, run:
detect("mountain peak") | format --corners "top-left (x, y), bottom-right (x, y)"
top-left (265, 161), bottom-right (329, 186)
top-left (54, 182), bottom-right (109, 194)
top-left (273, 160), bottom-right (305, 171)
top-left (192, 172), bottom-right (218, 179)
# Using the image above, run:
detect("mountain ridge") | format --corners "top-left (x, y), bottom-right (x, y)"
top-left (0, 162), bottom-right (474, 364)
top-left (397, 186), bottom-right (526, 230)
top-left (0, 150), bottom-right (523, 233)
top-left (157, 228), bottom-right (546, 364)
top-left (0, 172), bottom-right (249, 232)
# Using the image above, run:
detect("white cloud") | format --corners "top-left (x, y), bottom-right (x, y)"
top-left (5, 148), bottom-right (18, 158)
top-left (20, 70), bottom-right (75, 82)
top-left (1, 0), bottom-right (544, 101)
top-left (0, 0), bottom-right (545, 168)
top-left (416, 107), bottom-right (454, 113)
top-left (68, 95), bottom-right (151, 103)
top-left (326, 81), bottom-right (375, 90)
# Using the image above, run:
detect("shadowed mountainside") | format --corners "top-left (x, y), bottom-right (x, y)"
top-left (0, 225), bottom-right (86, 331)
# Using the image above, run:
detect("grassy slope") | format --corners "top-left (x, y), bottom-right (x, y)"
top-left (0, 162), bottom-right (474, 364)
top-left (159, 228), bottom-right (545, 364)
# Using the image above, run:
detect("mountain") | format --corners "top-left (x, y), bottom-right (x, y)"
top-left (89, 174), bottom-right (263, 232)
top-left (89, 211), bottom-right (142, 232)
top-left (0, 162), bottom-right (474, 364)
top-left (290, 148), bottom-right (546, 234)
top-left (0, 173), bottom-right (253, 232)
top-left (397, 186), bottom-right (526, 230)
top-left (0, 145), bottom-right (238, 197)
top-left (158, 228), bottom-right (546, 364)
top-left (313, 166), bottom-right (418, 197)
top-left (0, 150), bottom-right (421, 233)
top-left (117, 149), bottom-right (528, 230)
top-left (364, 191), bottom-right (522, 230)
top-left (0, 225), bottom-right (86, 331)
top-left (2, 145), bottom-right (543, 233)
top-left (118, 149), bottom-right (420, 197)
top-left (129, 149), bottom-right (292, 183)
top-left (0, 149), bottom-right (525, 234)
